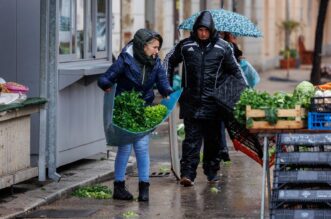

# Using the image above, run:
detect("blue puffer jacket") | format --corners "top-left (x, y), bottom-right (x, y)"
top-left (98, 43), bottom-right (172, 105)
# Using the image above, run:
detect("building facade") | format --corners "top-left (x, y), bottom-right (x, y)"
top-left (112, 0), bottom-right (331, 71)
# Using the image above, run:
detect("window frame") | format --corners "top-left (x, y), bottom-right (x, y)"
top-left (58, 0), bottom-right (109, 63)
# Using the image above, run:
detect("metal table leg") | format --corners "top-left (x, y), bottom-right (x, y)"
top-left (260, 135), bottom-right (268, 219)
top-left (267, 151), bottom-right (271, 206)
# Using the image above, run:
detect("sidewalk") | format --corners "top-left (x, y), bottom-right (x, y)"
top-left (1, 58), bottom-right (330, 219)
top-left (0, 152), bottom-right (135, 219)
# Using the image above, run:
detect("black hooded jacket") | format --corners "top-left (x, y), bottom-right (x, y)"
top-left (191, 10), bottom-right (217, 44)
top-left (164, 11), bottom-right (246, 119)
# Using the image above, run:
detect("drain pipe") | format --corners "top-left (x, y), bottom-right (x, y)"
top-left (46, 0), bottom-right (61, 182)
top-left (38, 0), bottom-right (48, 182)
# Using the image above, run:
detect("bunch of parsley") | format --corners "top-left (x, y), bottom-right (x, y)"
top-left (113, 91), bottom-right (167, 132)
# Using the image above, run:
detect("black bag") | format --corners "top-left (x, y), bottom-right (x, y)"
top-left (213, 72), bottom-right (247, 111)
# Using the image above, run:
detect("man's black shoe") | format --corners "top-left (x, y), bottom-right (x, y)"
top-left (180, 177), bottom-right (194, 187)
top-left (220, 152), bottom-right (231, 162)
top-left (207, 174), bottom-right (220, 182)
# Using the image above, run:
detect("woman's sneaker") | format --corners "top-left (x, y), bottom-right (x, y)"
top-left (180, 177), bottom-right (194, 187)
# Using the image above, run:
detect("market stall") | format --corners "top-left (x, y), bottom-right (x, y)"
top-left (229, 81), bottom-right (331, 218)
top-left (0, 97), bottom-right (46, 190)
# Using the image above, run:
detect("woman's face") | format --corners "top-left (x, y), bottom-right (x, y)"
top-left (228, 34), bottom-right (237, 43)
top-left (144, 39), bottom-right (160, 58)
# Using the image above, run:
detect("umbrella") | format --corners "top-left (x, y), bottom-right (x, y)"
top-left (178, 9), bottom-right (263, 38)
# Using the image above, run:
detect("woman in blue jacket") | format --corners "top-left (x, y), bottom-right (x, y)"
top-left (98, 29), bottom-right (172, 202)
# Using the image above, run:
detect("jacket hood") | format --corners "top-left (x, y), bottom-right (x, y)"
top-left (133, 28), bottom-right (163, 51)
top-left (132, 28), bottom-right (163, 66)
top-left (192, 11), bottom-right (217, 41)
top-left (121, 43), bottom-right (161, 68)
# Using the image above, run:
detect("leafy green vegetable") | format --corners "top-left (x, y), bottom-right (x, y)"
top-left (159, 166), bottom-right (170, 173)
top-left (246, 117), bottom-right (254, 128)
top-left (234, 82), bottom-right (315, 126)
top-left (113, 91), bottom-right (146, 132)
top-left (223, 161), bottom-right (232, 166)
top-left (265, 107), bottom-right (278, 125)
top-left (268, 146), bottom-right (276, 157)
top-left (113, 91), bottom-right (167, 132)
top-left (234, 88), bottom-right (272, 124)
top-left (123, 211), bottom-right (139, 218)
top-left (144, 104), bottom-right (167, 128)
top-left (72, 185), bottom-right (112, 199)
top-left (293, 81), bottom-right (315, 109)
top-left (210, 187), bottom-right (219, 193)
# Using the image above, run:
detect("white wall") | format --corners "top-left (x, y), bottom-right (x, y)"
top-left (112, 0), bottom-right (145, 56)
top-left (189, 0), bottom-right (200, 15)
top-left (112, 0), bottom-right (121, 56)
top-left (206, 0), bottom-right (221, 10)
top-left (157, 0), bottom-right (174, 58)
top-left (131, 0), bottom-right (145, 33)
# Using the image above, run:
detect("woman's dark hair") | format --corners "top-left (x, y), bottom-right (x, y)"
top-left (146, 33), bottom-right (163, 49)
top-left (223, 32), bottom-right (232, 42)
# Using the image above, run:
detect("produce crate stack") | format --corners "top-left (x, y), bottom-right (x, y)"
top-left (270, 134), bottom-right (331, 219)
top-left (225, 115), bottom-right (277, 166)
top-left (308, 97), bottom-right (331, 130)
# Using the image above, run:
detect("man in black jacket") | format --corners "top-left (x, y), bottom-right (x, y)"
top-left (164, 11), bottom-right (246, 186)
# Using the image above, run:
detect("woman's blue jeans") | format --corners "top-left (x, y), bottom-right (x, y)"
top-left (115, 135), bottom-right (150, 182)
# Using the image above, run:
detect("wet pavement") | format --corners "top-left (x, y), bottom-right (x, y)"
top-left (18, 132), bottom-right (264, 219)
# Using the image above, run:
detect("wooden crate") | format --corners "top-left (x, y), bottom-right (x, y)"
top-left (246, 105), bottom-right (307, 129)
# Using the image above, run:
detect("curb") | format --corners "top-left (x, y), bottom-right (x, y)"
top-left (1, 152), bottom-right (136, 219)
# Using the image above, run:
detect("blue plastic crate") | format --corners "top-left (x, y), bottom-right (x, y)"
top-left (308, 112), bottom-right (331, 130)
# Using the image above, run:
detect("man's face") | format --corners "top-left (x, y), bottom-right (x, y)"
top-left (197, 27), bottom-right (210, 40)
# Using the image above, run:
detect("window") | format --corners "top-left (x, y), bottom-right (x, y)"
top-left (59, 0), bottom-right (108, 62)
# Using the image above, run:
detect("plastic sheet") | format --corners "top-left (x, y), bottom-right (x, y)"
top-left (240, 59), bottom-right (260, 88)
top-left (103, 84), bottom-right (182, 146)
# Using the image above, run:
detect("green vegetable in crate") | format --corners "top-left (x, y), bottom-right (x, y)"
top-left (113, 90), bottom-right (167, 132)
top-left (234, 88), bottom-right (272, 124)
top-left (265, 107), bottom-right (278, 125)
top-left (293, 81), bottom-right (315, 109)
top-left (234, 84), bottom-right (314, 126)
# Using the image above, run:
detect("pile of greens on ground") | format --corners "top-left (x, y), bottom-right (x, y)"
top-left (72, 184), bottom-right (112, 199)
top-left (234, 81), bottom-right (315, 126)
top-left (122, 211), bottom-right (139, 218)
top-left (113, 90), bottom-right (168, 132)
